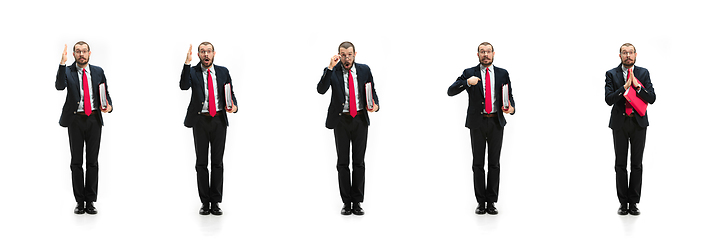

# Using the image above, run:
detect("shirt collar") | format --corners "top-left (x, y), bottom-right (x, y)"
top-left (76, 63), bottom-right (90, 74)
top-left (342, 63), bottom-right (356, 74)
top-left (481, 64), bottom-right (493, 72)
top-left (202, 64), bottom-right (215, 74)
top-left (621, 65), bottom-right (634, 74)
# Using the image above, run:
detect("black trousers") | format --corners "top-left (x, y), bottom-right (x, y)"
top-left (193, 113), bottom-right (227, 204)
top-left (612, 116), bottom-right (646, 205)
top-left (333, 113), bottom-right (368, 204)
top-left (469, 116), bottom-right (504, 204)
top-left (68, 113), bottom-right (102, 203)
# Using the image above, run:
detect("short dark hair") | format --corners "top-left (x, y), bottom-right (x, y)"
top-left (73, 41), bottom-right (90, 52)
top-left (478, 42), bottom-right (493, 52)
top-left (620, 43), bottom-right (636, 53)
top-left (338, 41), bottom-right (355, 53)
top-left (198, 42), bottom-right (214, 52)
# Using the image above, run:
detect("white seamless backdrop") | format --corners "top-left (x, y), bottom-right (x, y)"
top-left (1, 0), bottom-right (717, 239)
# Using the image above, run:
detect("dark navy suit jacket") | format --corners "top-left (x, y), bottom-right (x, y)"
top-left (317, 63), bottom-right (380, 129)
top-left (180, 63), bottom-right (238, 127)
top-left (56, 62), bottom-right (113, 127)
top-left (448, 64), bottom-right (515, 128)
top-left (604, 64), bottom-right (656, 129)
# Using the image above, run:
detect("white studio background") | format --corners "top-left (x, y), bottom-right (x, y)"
top-left (0, 0), bottom-right (716, 239)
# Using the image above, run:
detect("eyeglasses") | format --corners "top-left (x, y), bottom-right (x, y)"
top-left (340, 54), bottom-right (354, 59)
top-left (478, 51), bottom-right (493, 56)
top-left (74, 50), bottom-right (89, 54)
top-left (621, 51), bottom-right (635, 56)
top-left (199, 50), bottom-right (214, 55)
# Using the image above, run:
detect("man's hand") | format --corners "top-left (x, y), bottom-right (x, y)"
top-left (623, 75), bottom-right (632, 90)
top-left (185, 44), bottom-right (193, 65)
top-left (61, 44), bottom-right (68, 65)
top-left (101, 104), bottom-right (112, 113)
top-left (502, 102), bottom-right (514, 114)
top-left (467, 76), bottom-right (479, 86)
top-left (368, 103), bottom-right (379, 112)
top-left (328, 55), bottom-right (340, 70)
top-left (630, 71), bottom-right (640, 89)
top-left (227, 104), bottom-right (237, 113)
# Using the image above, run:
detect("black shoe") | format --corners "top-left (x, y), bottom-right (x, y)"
top-left (629, 203), bottom-right (640, 216)
top-left (210, 203), bottom-right (223, 215)
top-left (475, 203), bottom-right (486, 215)
top-left (341, 203), bottom-right (352, 215)
top-left (486, 202), bottom-right (498, 215)
top-left (199, 203), bottom-right (211, 215)
top-left (74, 202), bottom-right (85, 214)
top-left (352, 202), bottom-right (364, 215)
top-left (85, 202), bottom-right (97, 215)
top-left (617, 203), bottom-right (629, 215)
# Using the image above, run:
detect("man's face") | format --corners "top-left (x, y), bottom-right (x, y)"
top-left (339, 47), bottom-right (355, 70)
top-left (73, 44), bottom-right (91, 66)
top-left (198, 45), bottom-right (215, 68)
top-left (477, 45), bottom-right (494, 66)
top-left (620, 46), bottom-right (636, 67)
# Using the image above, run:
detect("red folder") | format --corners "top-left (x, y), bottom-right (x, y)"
top-left (623, 85), bottom-right (647, 116)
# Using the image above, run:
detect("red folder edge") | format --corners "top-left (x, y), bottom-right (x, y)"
top-left (623, 87), bottom-right (647, 116)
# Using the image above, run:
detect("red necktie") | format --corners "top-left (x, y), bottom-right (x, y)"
top-left (625, 68), bottom-right (633, 115)
top-left (484, 67), bottom-right (492, 114)
top-left (82, 69), bottom-right (91, 116)
top-left (348, 69), bottom-right (357, 118)
top-left (208, 69), bottom-right (216, 117)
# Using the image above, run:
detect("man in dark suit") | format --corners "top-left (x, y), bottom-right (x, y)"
top-left (180, 42), bottom-right (238, 215)
top-left (448, 42), bottom-right (515, 215)
top-left (56, 41), bottom-right (113, 214)
top-left (317, 41), bottom-right (379, 215)
top-left (604, 43), bottom-right (656, 216)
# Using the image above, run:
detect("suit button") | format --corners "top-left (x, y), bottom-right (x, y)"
top-left (622, 113), bottom-right (626, 116)
top-left (77, 102), bottom-right (80, 104)
top-left (342, 103), bottom-right (345, 106)
top-left (339, 113), bottom-right (342, 116)
top-left (73, 111), bottom-right (77, 114)
top-left (198, 112), bottom-right (201, 114)
top-left (481, 102), bottom-right (485, 104)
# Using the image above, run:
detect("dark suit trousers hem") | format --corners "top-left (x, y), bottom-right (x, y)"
top-left (68, 114), bottom-right (102, 203)
top-left (612, 117), bottom-right (645, 204)
top-left (193, 112), bottom-right (227, 204)
top-left (469, 116), bottom-right (503, 204)
top-left (334, 114), bottom-right (368, 204)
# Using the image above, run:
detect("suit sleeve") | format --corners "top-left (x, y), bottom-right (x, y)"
top-left (367, 67), bottom-right (379, 112)
top-left (180, 64), bottom-right (191, 90)
top-left (605, 71), bottom-right (626, 106)
top-left (56, 65), bottom-right (67, 90)
top-left (448, 69), bottom-right (470, 96)
top-left (505, 72), bottom-right (516, 115)
top-left (636, 71), bottom-right (656, 104)
top-left (317, 68), bottom-right (332, 94)
top-left (227, 69), bottom-right (238, 113)
top-left (99, 69), bottom-right (113, 113)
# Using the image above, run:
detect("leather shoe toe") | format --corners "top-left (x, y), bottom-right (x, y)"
top-left (85, 202), bottom-right (97, 215)
top-left (486, 203), bottom-right (498, 215)
top-left (352, 202), bottom-right (364, 215)
top-left (199, 204), bottom-right (211, 215)
top-left (341, 204), bottom-right (352, 215)
top-left (74, 203), bottom-right (85, 214)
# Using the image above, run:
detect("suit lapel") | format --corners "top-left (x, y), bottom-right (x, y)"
top-left (69, 64), bottom-right (81, 101)
top-left (194, 65), bottom-right (206, 100)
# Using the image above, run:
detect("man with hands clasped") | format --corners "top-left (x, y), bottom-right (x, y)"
top-left (56, 41), bottom-right (113, 214)
top-left (317, 41), bottom-right (379, 216)
top-left (180, 42), bottom-right (238, 215)
top-left (604, 43), bottom-right (656, 216)
top-left (448, 42), bottom-right (515, 215)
